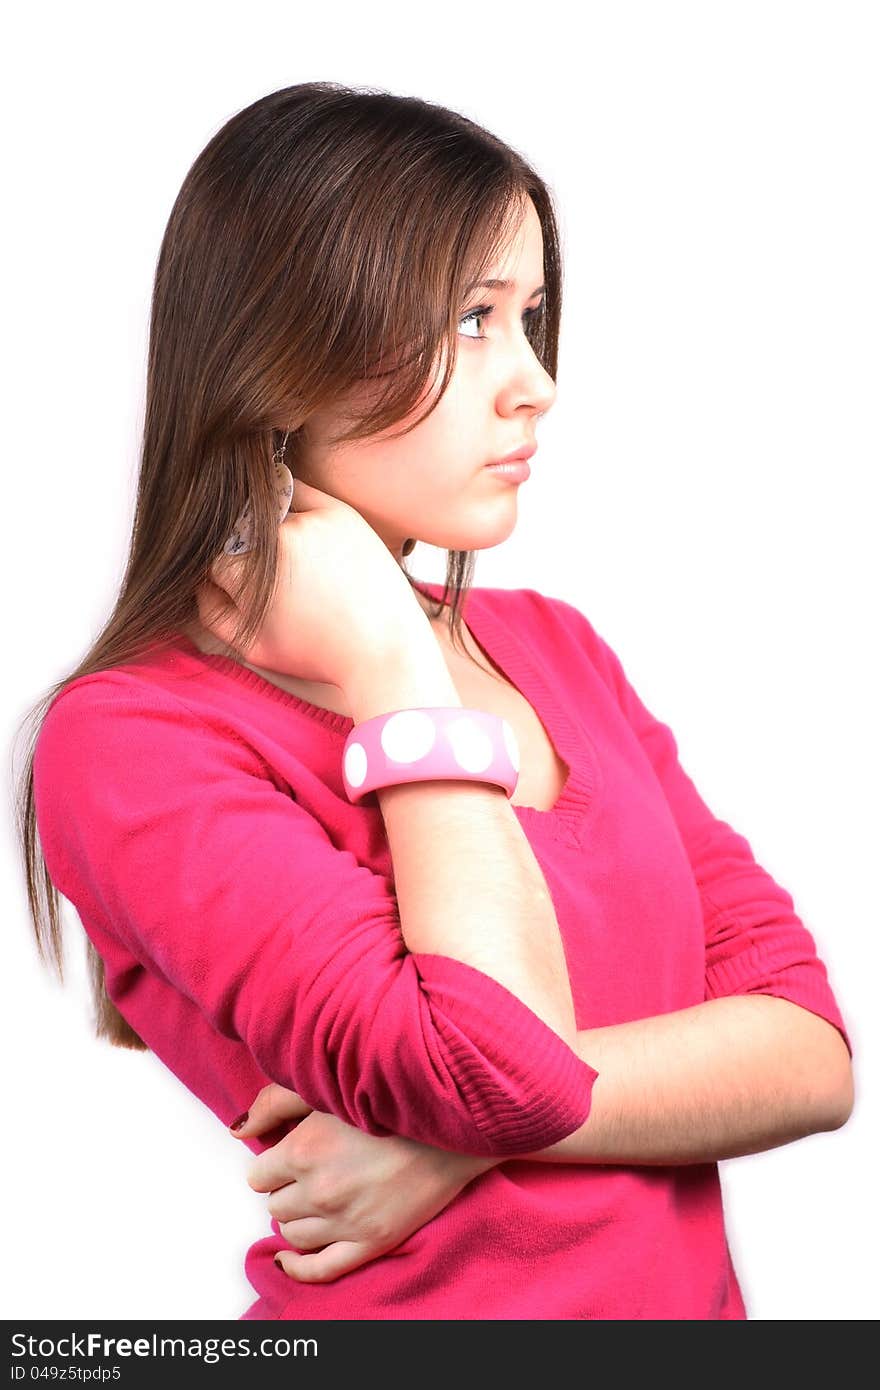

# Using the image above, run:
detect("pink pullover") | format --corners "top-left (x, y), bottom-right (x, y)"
top-left (33, 582), bottom-right (851, 1319)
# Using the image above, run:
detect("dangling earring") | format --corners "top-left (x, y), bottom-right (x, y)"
top-left (273, 428), bottom-right (290, 466)
top-left (402, 538), bottom-right (416, 557)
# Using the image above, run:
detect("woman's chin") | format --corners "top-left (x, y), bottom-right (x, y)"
top-left (417, 512), bottom-right (520, 555)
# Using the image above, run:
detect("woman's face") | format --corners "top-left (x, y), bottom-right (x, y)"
top-left (294, 198), bottom-right (557, 588)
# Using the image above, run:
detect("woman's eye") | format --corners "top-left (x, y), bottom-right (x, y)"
top-left (458, 301), bottom-right (545, 340)
top-left (458, 306), bottom-right (491, 338)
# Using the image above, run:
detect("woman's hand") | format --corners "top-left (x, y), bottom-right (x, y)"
top-left (230, 1083), bottom-right (500, 1283)
top-left (199, 478), bottom-right (427, 686)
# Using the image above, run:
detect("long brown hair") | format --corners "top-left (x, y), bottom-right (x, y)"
top-left (13, 81), bottom-right (563, 1051)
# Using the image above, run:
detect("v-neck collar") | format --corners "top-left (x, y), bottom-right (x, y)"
top-left (169, 581), bottom-right (600, 847)
top-left (412, 582), bottom-right (601, 848)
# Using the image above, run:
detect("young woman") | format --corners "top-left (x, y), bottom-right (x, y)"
top-left (18, 81), bottom-right (853, 1321)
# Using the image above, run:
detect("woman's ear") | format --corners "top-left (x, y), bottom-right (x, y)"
top-left (195, 542), bottom-right (254, 650)
top-left (194, 571), bottom-right (240, 651)
top-left (197, 459), bottom-right (293, 650)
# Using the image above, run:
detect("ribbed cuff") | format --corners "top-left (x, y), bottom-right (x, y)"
top-left (706, 940), bottom-right (853, 1059)
top-left (411, 951), bottom-right (599, 1155)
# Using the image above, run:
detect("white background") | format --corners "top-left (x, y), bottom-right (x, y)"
top-left (3, 0), bottom-right (877, 1321)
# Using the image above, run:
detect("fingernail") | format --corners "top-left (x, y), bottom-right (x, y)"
top-left (229, 1111), bottom-right (249, 1131)
top-left (273, 1254), bottom-right (285, 1271)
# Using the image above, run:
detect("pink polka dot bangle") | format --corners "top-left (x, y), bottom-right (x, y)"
top-left (342, 707), bottom-right (521, 804)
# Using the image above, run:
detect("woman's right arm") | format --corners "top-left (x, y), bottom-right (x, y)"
top-left (33, 674), bottom-right (597, 1161)
top-left (345, 629), bottom-right (579, 1047)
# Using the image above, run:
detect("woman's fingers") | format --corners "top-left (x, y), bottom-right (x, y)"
top-left (274, 1241), bottom-right (375, 1284)
top-left (266, 1180), bottom-right (311, 1224)
top-left (276, 1217), bottom-right (335, 1252)
top-left (228, 1082), bottom-right (313, 1140)
top-left (248, 1127), bottom-right (311, 1195)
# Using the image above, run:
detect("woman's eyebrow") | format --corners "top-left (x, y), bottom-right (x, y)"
top-left (466, 278), bottom-right (546, 296)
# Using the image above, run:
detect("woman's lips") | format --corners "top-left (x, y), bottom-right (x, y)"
top-left (485, 459), bottom-right (531, 482)
top-left (490, 442), bottom-right (538, 466)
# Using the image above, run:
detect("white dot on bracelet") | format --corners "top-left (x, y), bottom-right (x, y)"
top-left (446, 716), bottom-right (493, 773)
top-left (380, 709), bottom-right (439, 762)
top-left (343, 741), bottom-right (368, 788)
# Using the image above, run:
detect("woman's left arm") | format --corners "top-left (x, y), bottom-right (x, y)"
top-left (520, 995), bottom-right (853, 1165)
top-left (540, 609), bottom-right (856, 1165)
top-left (234, 998), bottom-right (852, 1283)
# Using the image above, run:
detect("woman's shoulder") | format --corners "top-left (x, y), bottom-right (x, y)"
top-left (417, 577), bottom-right (591, 626)
top-left (415, 578), bottom-right (616, 681)
top-left (37, 633), bottom-right (258, 773)
top-left (35, 644), bottom-right (273, 816)
top-left (477, 581), bottom-right (606, 645)
top-left (42, 637), bottom-right (203, 725)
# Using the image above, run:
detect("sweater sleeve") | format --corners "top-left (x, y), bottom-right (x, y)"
top-left (33, 677), bottom-right (598, 1156)
top-left (551, 598), bottom-right (853, 1060)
